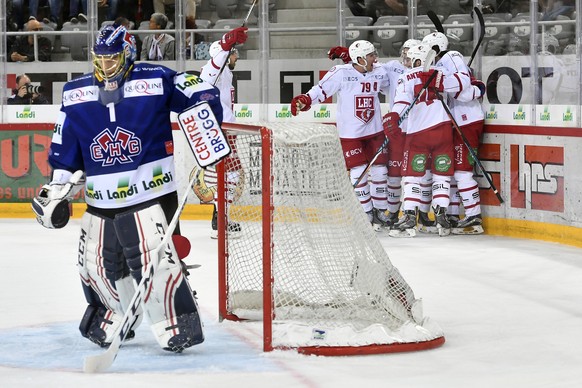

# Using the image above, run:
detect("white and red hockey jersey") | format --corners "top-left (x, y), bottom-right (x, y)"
top-left (200, 49), bottom-right (236, 122)
top-left (434, 50), bottom-right (485, 125)
top-left (306, 63), bottom-right (390, 139)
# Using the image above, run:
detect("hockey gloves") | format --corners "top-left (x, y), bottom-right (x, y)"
top-left (328, 46), bottom-right (350, 63)
top-left (471, 76), bottom-right (486, 99)
top-left (220, 26), bottom-right (248, 51)
top-left (418, 69), bottom-right (444, 100)
top-left (291, 94), bottom-right (312, 116)
top-left (31, 170), bottom-right (85, 229)
top-left (382, 112), bottom-right (401, 140)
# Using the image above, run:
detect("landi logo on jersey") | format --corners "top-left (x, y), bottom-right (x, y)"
top-left (124, 78), bottom-right (164, 97)
top-left (510, 144), bottom-right (564, 212)
top-left (91, 127), bottom-right (142, 166)
top-left (354, 96), bottom-right (374, 123)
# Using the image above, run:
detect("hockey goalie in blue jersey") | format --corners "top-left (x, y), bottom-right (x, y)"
top-left (31, 24), bottom-right (224, 353)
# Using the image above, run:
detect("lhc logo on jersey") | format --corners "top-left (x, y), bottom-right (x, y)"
top-left (354, 96), bottom-right (375, 123)
top-left (91, 127), bottom-right (142, 166)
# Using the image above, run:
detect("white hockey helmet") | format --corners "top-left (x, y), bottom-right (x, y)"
top-left (422, 32), bottom-right (448, 54)
top-left (400, 38), bottom-right (420, 66)
top-left (407, 44), bottom-right (432, 68)
top-left (349, 40), bottom-right (377, 64)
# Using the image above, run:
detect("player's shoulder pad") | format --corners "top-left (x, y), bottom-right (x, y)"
top-left (63, 73), bottom-right (93, 91)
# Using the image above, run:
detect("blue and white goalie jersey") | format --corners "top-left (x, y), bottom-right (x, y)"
top-left (49, 63), bottom-right (223, 209)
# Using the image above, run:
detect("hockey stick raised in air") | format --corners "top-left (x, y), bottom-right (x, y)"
top-left (83, 172), bottom-right (199, 373)
top-left (352, 50), bottom-right (437, 188)
top-left (436, 94), bottom-right (504, 204)
top-left (467, 7), bottom-right (485, 68)
top-left (427, 10), bottom-right (444, 33)
top-left (213, 0), bottom-right (257, 86)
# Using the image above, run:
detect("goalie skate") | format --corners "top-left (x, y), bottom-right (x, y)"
top-left (452, 215), bottom-right (484, 235)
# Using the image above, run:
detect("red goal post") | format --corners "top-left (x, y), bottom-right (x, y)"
top-left (216, 121), bottom-right (445, 356)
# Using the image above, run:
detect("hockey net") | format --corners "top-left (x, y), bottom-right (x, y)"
top-left (216, 121), bottom-right (444, 355)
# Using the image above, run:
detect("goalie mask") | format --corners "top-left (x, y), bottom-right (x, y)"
top-left (93, 24), bottom-right (137, 90)
top-left (422, 32), bottom-right (448, 54)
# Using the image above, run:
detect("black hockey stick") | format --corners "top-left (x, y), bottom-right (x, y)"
top-left (467, 7), bottom-right (485, 68)
top-left (352, 50), bottom-right (438, 188)
top-left (213, 0), bottom-right (257, 86)
top-left (436, 94), bottom-right (504, 204)
top-left (427, 10), bottom-right (444, 33)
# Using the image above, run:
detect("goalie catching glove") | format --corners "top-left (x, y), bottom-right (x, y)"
top-left (220, 26), bottom-right (248, 51)
top-left (291, 94), bottom-right (312, 116)
top-left (31, 169), bottom-right (85, 229)
top-left (327, 46), bottom-right (350, 63)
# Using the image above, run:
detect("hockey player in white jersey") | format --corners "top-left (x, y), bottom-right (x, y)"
top-left (385, 44), bottom-right (469, 237)
top-left (326, 40), bottom-right (420, 229)
top-left (199, 27), bottom-right (248, 239)
top-left (31, 24), bottom-right (224, 352)
top-left (293, 40), bottom-right (391, 230)
top-left (423, 32), bottom-right (486, 234)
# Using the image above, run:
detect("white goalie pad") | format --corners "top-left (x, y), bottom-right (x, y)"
top-left (178, 101), bottom-right (231, 167)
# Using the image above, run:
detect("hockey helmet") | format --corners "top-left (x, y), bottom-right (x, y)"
top-left (349, 40), bottom-right (377, 65)
top-left (422, 32), bottom-right (448, 54)
top-left (400, 39), bottom-right (420, 67)
top-left (92, 24), bottom-right (137, 88)
top-left (407, 44), bottom-right (432, 68)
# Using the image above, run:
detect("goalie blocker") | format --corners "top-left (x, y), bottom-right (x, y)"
top-left (178, 101), bottom-right (231, 168)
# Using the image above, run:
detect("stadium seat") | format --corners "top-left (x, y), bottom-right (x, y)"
top-left (60, 21), bottom-right (89, 61)
top-left (483, 14), bottom-right (511, 55)
top-left (443, 14), bottom-right (473, 56)
top-left (345, 16), bottom-right (373, 47)
top-left (209, 0), bottom-right (240, 19)
top-left (545, 15), bottom-right (574, 51)
top-left (373, 15), bottom-right (407, 57)
top-left (508, 13), bottom-right (543, 54)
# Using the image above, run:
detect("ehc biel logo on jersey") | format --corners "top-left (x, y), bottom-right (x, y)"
top-left (354, 96), bottom-right (374, 123)
top-left (91, 127), bottom-right (142, 166)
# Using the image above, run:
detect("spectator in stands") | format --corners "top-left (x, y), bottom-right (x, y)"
top-left (9, 18), bottom-right (52, 62)
top-left (11, 0), bottom-right (40, 30)
top-left (8, 74), bottom-right (49, 105)
top-left (345, 0), bottom-right (406, 22)
top-left (99, 0), bottom-right (121, 21)
top-left (154, 0), bottom-right (198, 21)
top-left (48, 0), bottom-right (64, 26)
top-left (540, 0), bottom-right (575, 20)
top-left (67, 1), bottom-right (88, 22)
top-left (141, 12), bottom-right (176, 60)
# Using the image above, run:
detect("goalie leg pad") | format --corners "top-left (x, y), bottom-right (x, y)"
top-left (113, 203), bottom-right (204, 351)
top-left (78, 212), bottom-right (142, 346)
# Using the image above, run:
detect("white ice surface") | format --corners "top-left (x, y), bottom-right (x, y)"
top-left (0, 218), bottom-right (581, 388)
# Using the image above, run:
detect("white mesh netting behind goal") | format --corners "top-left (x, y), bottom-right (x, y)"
top-left (217, 121), bottom-right (444, 355)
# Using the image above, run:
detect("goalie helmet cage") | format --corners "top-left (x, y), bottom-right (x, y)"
top-left (216, 121), bottom-right (445, 356)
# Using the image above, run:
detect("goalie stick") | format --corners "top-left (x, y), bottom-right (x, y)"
top-left (83, 171), bottom-right (201, 373)
top-left (436, 94), bottom-right (504, 204)
top-left (352, 50), bottom-right (437, 188)
top-left (213, 0), bottom-right (257, 86)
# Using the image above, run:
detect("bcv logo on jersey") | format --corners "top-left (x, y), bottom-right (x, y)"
top-left (354, 96), bottom-right (375, 124)
top-left (91, 127), bottom-right (142, 166)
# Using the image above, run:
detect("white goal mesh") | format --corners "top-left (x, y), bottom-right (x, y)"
top-left (217, 122), bottom-right (444, 355)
